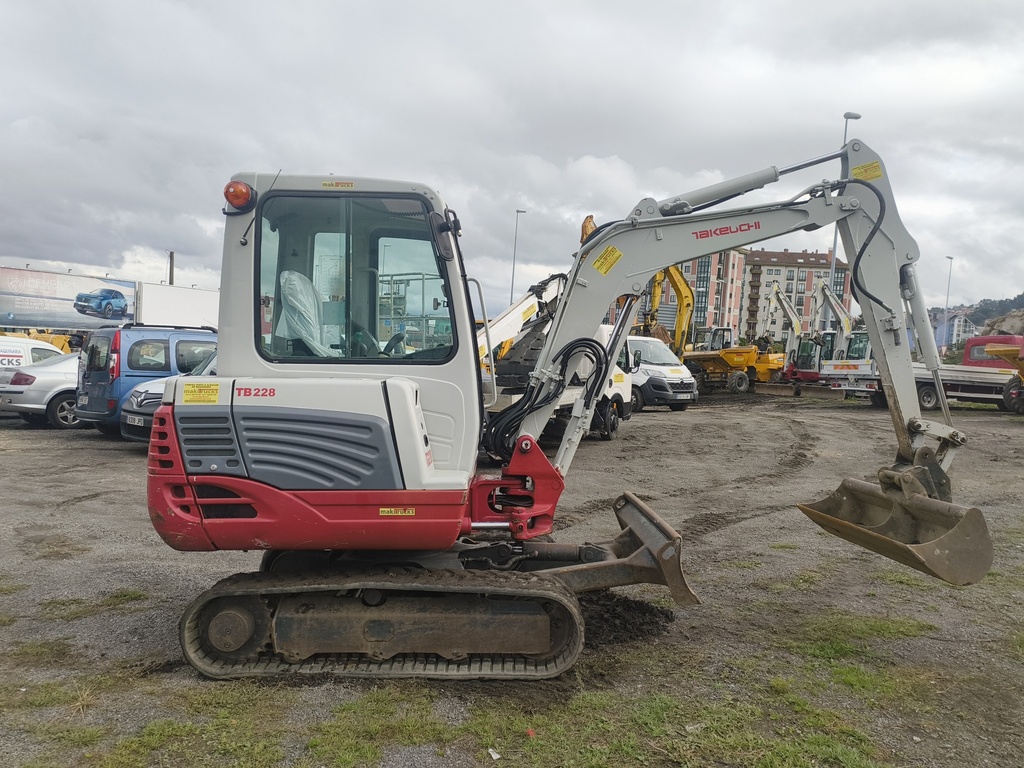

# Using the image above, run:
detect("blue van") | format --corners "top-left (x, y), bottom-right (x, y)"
top-left (77, 324), bottom-right (216, 435)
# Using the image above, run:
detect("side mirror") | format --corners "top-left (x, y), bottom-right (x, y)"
top-left (632, 349), bottom-right (642, 372)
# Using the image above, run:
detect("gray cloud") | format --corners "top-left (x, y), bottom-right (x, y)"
top-left (1, 0), bottom-right (1021, 313)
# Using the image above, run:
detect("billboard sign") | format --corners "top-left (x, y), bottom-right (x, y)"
top-left (0, 267), bottom-right (138, 330)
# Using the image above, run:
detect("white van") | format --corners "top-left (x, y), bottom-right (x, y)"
top-left (0, 337), bottom-right (64, 369)
top-left (624, 335), bottom-right (698, 412)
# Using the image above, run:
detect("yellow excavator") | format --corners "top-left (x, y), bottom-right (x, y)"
top-left (645, 269), bottom-right (784, 393)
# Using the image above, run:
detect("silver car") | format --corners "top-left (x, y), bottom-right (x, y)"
top-left (120, 351), bottom-right (217, 442)
top-left (0, 353), bottom-right (83, 429)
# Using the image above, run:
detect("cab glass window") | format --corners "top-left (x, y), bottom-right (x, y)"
top-left (257, 193), bottom-right (455, 363)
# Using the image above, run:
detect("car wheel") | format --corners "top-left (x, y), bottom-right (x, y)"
top-left (917, 384), bottom-right (940, 411)
top-left (103, 303), bottom-right (114, 318)
top-left (46, 392), bottom-right (80, 429)
top-left (630, 386), bottom-right (645, 413)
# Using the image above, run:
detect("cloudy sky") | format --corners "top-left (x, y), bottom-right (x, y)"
top-left (2, 1), bottom-right (1021, 316)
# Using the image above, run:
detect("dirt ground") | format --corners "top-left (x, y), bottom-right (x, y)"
top-left (0, 393), bottom-right (1022, 767)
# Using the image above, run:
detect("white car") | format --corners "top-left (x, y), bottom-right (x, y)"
top-left (0, 353), bottom-right (83, 429)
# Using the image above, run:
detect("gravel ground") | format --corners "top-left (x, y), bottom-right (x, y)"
top-left (0, 394), bottom-right (1022, 767)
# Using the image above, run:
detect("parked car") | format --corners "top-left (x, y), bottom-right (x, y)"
top-left (74, 287), bottom-right (129, 319)
top-left (120, 351), bottom-right (216, 442)
top-left (77, 324), bottom-right (217, 435)
top-left (0, 336), bottom-right (64, 369)
top-left (626, 335), bottom-right (699, 412)
top-left (0, 353), bottom-right (84, 429)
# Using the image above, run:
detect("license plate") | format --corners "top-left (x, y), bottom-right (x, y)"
top-left (78, 394), bottom-right (88, 406)
top-left (126, 414), bottom-right (145, 427)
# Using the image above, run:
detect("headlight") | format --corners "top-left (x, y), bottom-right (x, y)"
top-left (641, 367), bottom-right (666, 378)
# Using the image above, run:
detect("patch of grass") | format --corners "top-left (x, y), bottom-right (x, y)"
top-left (2, 681), bottom-right (78, 710)
top-left (295, 678), bottom-right (888, 768)
top-left (12, 639), bottom-right (77, 665)
top-left (40, 589), bottom-right (148, 621)
top-left (0, 574), bottom-right (30, 595)
top-left (1, 674), bottom-right (130, 714)
top-left (33, 536), bottom-right (91, 560)
top-left (761, 568), bottom-right (827, 593)
top-left (769, 542), bottom-right (800, 550)
top-left (95, 683), bottom-right (296, 768)
top-left (982, 565), bottom-right (1024, 590)
top-left (1010, 631), bottom-right (1024, 662)
top-left (303, 685), bottom-right (451, 766)
top-left (0, 612), bottom-right (15, 626)
top-left (871, 570), bottom-right (936, 591)
top-left (30, 722), bottom-right (107, 748)
top-left (830, 664), bottom-right (899, 698)
top-left (783, 610), bottom-right (935, 662)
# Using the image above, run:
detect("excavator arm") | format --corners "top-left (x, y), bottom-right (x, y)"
top-left (764, 280), bottom-right (804, 363)
top-left (499, 139), bottom-right (990, 585)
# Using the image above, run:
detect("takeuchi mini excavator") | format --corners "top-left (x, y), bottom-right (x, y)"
top-left (148, 139), bottom-right (993, 680)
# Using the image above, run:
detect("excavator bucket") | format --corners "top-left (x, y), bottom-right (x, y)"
top-left (798, 477), bottom-right (992, 586)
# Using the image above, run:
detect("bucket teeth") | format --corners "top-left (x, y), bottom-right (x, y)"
top-left (798, 477), bottom-right (992, 586)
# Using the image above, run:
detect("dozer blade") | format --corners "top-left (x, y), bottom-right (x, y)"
top-left (798, 477), bottom-right (992, 586)
top-left (545, 491), bottom-right (701, 606)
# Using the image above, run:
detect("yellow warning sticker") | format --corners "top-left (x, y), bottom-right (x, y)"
top-left (593, 245), bottom-right (623, 276)
top-left (182, 382), bottom-right (220, 404)
top-left (851, 160), bottom-right (883, 182)
top-left (379, 507), bottom-right (416, 516)
top-left (521, 304), bottom-right (538, 322)
top-left (613, 372), bottom-right (624, 383)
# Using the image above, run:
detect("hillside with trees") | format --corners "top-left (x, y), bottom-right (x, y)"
top-left (967, 292), bottom-right (1024, 327)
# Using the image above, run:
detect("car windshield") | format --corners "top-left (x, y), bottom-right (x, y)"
top-left (631, 338), bottom-right (681, 365)
top-left (189, 352), bottom-right (217, 376)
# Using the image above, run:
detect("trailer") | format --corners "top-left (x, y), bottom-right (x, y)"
top-left (823, 333), bottom-right (1023, 410)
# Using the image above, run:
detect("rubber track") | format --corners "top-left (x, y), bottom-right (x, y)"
top-left (180, 567), bottom-right (585, 680)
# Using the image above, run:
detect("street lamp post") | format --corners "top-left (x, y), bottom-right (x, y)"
top-left (509, 209), bottom-right (526, 304)
top-left (943, 256), bottom-right (954, 351)
top-left (166, 250), bottom-right (175, 285)
top-left (823, 111), bottom-right (862, 331)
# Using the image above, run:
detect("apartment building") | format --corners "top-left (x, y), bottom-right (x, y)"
top-left (653, 250), bottom-right (747, 332)
top-left (740, 248), bottom-right (853, 346)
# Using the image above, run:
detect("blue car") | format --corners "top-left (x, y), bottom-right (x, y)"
top-left (77, 324), bottom-right (217, 435)
top-left (74, 287), bottom-right (128, 319)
